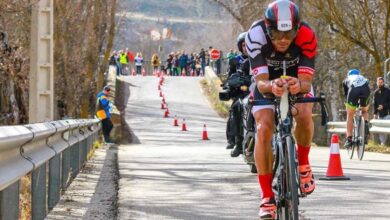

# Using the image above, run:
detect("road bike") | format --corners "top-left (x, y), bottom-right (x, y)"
top-left (252, 92), bottom-right (328, 220)
top-left (347, 101), bottom-right (367, 160)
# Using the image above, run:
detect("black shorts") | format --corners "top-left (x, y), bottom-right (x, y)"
top-left (346, 83), bottom-right (370, 109)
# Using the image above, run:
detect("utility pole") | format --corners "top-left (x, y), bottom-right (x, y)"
top-left (29, 0), bottom-right (54, 123)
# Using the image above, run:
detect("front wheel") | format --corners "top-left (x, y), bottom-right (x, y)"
top-left (283, 136), bottom-right (299, 220)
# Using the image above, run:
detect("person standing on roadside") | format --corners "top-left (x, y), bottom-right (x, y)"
top-left (135, 52), bottom-right (144, 75)
top-left (96, 86), bottom-right (113, 143)
top-left (373, 76), bottom-right (390, 145)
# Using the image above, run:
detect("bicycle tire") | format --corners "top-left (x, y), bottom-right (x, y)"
top-left (283, 136), bottom-right (299, 220)
top-left (357, 117), bottom-right (365, 160)
top-left (348, 117), bottom-right (358, 159)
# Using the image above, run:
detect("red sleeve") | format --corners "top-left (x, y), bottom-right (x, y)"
top-left (295, 24), bottom-right (317, 59)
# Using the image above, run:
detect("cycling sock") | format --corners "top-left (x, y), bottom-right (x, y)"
top-left (297, 144), bottom-right (310, 166)
top-left (258, 174), bottom-right (274, 198)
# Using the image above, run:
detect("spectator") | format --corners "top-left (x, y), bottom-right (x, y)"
top-left (134, 52), bottom-right (144, 75)
top-left (207, 46), bottom-right (213, 66)
top-left (226, 49), bottom-right (236, 62)
top-left (373, 76), bottom-right (390, 145)
top-left (173, 53), bottom-right (179, 76)
top-left (127, 49), bottom-right (135, 73)
top-left (119, 50), bottom-right (128, 75)
top-left (151, 53), bottom-right (160, 73)
top-left (166, 53), bottom-right (173, 75)
top-left (199, 48), bottom-right (206, 75)
top-left (96, 86), bottom-right (113, 143)
top-left (179, 51), bottom-right (188, 76)
top-left (109, 51), bottom-right (121, 76)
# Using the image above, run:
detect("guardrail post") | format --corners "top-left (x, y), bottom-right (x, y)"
top-left (61, 147), bottom-right (71, 190)
top-left (0, 181), bottom-right (19, 220)
top-left (70, 142), bottom-right (80, 178)
top-left (48, 154), bottom-right (60, 210)
top-left (32, 163), bottom-right (47, 220)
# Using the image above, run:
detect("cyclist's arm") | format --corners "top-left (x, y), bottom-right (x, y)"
top-left (255, 73), bottom-right (272, 94)
top-left (298, 74), bottom-right (312, 94)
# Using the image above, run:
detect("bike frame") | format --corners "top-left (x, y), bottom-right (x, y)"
top-left (253, 94), bottom-right (327, 220)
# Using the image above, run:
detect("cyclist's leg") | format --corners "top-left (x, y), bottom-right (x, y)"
top-left (253, 107), bottom-right (276, 218)
top-left (346, 87), bottom-right (359, 137)
top-left (294, 102), bottom-right (315, 194)
top-left (293, 102), bottom-right (314, 163)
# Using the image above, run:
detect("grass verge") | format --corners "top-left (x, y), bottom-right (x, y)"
top-left (199, 79), bottom-right (229, 118)
top-left (365, 141), bottom-right (390, 154)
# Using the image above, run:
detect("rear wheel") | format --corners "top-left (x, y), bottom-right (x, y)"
top-left (357, 117), bottom-right (365, 160)
top-left (348, 117), bottom-right (357, 159)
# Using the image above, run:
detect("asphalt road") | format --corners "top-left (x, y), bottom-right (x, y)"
top-left (117, 75), bottom-right (390, 220)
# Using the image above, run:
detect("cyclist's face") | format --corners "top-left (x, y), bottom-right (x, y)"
top-left (270, 29), bottom-right (295, 53)
top-left (241, 42), bottom-right (248, 55)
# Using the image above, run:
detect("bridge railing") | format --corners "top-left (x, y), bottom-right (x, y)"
top-left (0, 119), bottom-right (100, 220)
top-left (327, 119), bottom-right (390, 135)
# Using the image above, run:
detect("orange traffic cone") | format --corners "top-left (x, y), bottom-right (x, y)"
top-left (159, 91), bottom-right (163, 97)
top-left (173, 115), bottom-right (179, 126)
top-left (199, 69), bottom-right (203, 77)
top-left (158, 84), bottom-right (161, 90)
top-left (132, 68), bottom-right (136, 76)
top-left (202, 124), bottom-right (209, 140)
top-left (161, 102), bottom-right (166, 109)
top-left (182, 118), bottom-right (187, 131)
top-left (162, 97), bottom-right (165, 103)
top-left (191, 69), bottom-right (195, 77)
top-left (319, 134), bottom-right (350, 180)
top-left (142, 68), bottom-right (146, 76)
top-left (181, 68), bottom-right (185, 76)
top-left (164, 108), bottom-right (169, 118)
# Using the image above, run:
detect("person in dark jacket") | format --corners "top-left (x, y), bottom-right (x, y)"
top-left (228, 32), bottom-right (251, 157)
top-left (373, 77), bottom-right (390, 145)
top-left (96, 86), bottom-right (113, 143)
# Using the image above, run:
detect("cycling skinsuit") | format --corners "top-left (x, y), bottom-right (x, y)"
top-left (343, 75), bottom-right (370, 109)
top-left (245, 20), bottom-right (317, 112)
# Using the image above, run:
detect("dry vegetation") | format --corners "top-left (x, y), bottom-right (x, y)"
top-left (1, 1), bottom-right (117, 218)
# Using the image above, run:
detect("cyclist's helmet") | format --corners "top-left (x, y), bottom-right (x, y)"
top-left (347, 69), bottom-right (360, 76)
top-left (103, 85), bottom-right (111, 91)
top-left (236, 32), bottom-right (247, 53)
top-left (264, 0), bottom-right (300, 38)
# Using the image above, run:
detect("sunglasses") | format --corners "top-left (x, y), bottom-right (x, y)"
top-left (269, 29), bottom-right (297, 40)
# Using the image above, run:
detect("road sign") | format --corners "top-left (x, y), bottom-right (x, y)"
top-left (210, 49), bottom-right (220, 60)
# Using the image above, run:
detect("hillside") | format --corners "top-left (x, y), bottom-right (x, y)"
top-left (114, 0), bottom-right (241, 60)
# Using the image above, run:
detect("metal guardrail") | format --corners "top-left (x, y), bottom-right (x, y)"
top-left (0, 119), bottom-right (100, 220)
top-left (370, 119), bottom-right (390, 134)
top-left (327, 119), bottom-right (390, 134)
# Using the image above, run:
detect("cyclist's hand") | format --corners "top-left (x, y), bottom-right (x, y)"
top-left (271, 78), bottom-right (286, 97)
top-left (286, 77), bottom-right (301, 95)
top-left (378, 105), bottom-right (383, 110)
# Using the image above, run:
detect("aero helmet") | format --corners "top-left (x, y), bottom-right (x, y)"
top-left (265, 0), bottom-right (300, 38)
top-left (236, 32), bottom-right (247, 53)
top-left (347, 69), bottom-right (360, 76)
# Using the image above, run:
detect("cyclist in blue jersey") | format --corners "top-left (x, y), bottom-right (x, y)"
top-left (342, 69), bottom-right (370, 148)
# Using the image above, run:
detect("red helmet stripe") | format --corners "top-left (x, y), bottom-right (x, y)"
top-left (290, 2), bottom-right (295, 27)
top-left (273, 3), bottom-right (279, 24)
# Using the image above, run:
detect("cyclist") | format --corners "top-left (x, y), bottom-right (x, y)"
top-left (245, 0), bottom-right (317, 219)
top-left (342, 69), bottom-right (370, 148)
top-left (230, 32), bottom-right (252, 157)
top-left (225, 32), bottom-right (251, 153)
